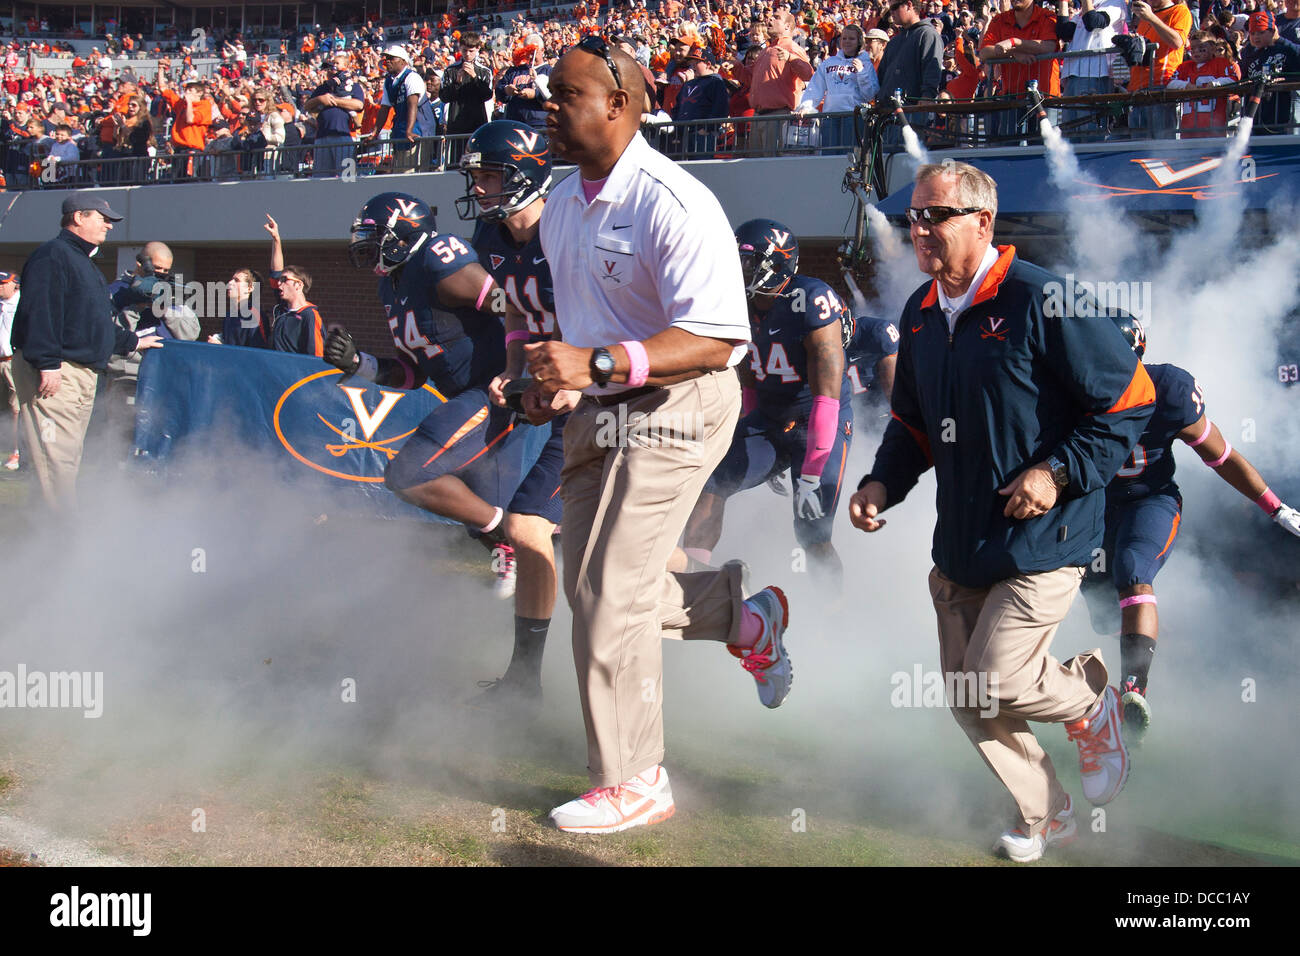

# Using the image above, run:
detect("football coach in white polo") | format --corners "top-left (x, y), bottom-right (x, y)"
top-left (502, 37), bottom-right (794, 833)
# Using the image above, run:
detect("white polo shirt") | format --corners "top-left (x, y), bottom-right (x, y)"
top-left (0, 290), bottom-right (18, 358)
top-left (540, 132), bottom-right (750, 394)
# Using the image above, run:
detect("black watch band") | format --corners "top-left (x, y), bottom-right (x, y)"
top-left (590, 346), bottom-right (615, 388)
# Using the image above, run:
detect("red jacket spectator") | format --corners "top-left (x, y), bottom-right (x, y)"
top-left (981, 3), bottom-right (1061, 96)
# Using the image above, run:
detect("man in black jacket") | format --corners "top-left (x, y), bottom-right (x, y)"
top-left (849, 161), bottom-right (1154, 862)
top-left (11, 195), bottom-right (161, 511)
top-left (442, 34), bottom-right (495, 140)
top-left (878, 0), bottom-right (944, 142)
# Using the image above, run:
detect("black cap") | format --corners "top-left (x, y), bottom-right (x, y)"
top-left (61, 194), bottom-right (124, 222)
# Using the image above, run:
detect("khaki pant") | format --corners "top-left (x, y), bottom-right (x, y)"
top-left (562, 370), bottom-right (743, 787)
top-left (12, 351), bottom-right (100, 511)
top-left (928, 565), bottom-right (1107, 836)
top-left (0, 359), bottom-right (18, 414)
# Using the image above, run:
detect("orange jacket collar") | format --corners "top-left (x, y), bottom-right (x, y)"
top-left (920, 245), bottom-right (1016, 310)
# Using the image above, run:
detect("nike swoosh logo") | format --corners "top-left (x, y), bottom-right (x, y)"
top-left (768, 327), bottom-right (780, 333)
top-left (911, 324), bottom-right (923, 333)
top-left (612, 223), bottom-right (632, 230)
top-left (533, 256), bottom-right (546, 264)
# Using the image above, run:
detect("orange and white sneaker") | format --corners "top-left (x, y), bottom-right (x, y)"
top-left (994, 795), bottom-right (1078, 863)
top-left (549, 765), bottom-right (676, 834)
top-left (1065, 686), bottom-right (1130, 806)
top-left (3, 451), bottom-right (17, 471)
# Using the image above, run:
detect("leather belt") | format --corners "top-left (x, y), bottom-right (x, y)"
top-left (755, 108), bottom-right (786, 115)
top-left (585, 385), bottom-right (660, 407)
top-left (0, 355), bottom-right (11, 362)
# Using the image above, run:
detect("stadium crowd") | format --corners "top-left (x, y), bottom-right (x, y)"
top-left (3, 0), bottom-right (1299, 186)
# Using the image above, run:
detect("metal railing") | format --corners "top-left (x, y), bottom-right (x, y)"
top-left (6, 87), bottom-right (1297, 191)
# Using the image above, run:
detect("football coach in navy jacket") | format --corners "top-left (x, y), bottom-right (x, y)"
top-left (849, 161), bottom-right (1155, 863)
top-left (11, 195), bottom-right (161, 511)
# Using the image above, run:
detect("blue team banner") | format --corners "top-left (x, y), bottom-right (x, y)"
top-left (133, 340), bottom-right (455, 520)
top-left (878, 141), bottom-right (1300, 216)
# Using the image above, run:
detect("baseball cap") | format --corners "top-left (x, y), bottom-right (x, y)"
top-left (684, 45), bottom-right (717, 64)
top-left (1248, 10), bottom-right (1276, 32)
top-left (0, 271), bottom-right (16, 283)
top-left (383, 44), bottom-right (410, 61)
top-left (61, 195), bottom-right (123, 221)
top-left (865, 29), bottom-right (891, 43)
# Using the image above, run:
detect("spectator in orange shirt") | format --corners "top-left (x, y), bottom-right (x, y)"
top-left (979, 0), bottom-right (1062, 139)
top-left (1167, 30), bottom-right (1240, 136)
top-left (865, 28), bottom-right (890, 74)
top-left (736, 9), bottom-right (814, 154)
top-left (1129, 0), bottom-right (1192, 137)
top-left (161, 77), bottom-right (215, 178)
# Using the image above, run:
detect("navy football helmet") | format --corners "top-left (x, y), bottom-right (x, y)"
top-left (349, 192), bottom-right (436, 275)
top-left (456, 119), bottom-right (552, 223)
top-left (1111, 312), bottom-right (1146, 359)
top-left (735, 218), bottom-right (799, 299)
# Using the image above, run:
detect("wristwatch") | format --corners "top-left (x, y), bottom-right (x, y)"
top-left (1045, 454), bottom-right (1069, 490)
top-left (590, 347), bottom-right (616, 388)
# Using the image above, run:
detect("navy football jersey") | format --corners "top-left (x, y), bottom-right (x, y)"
top-left (471, 219), bottom-right (556, 339)
top-left (746, 274), bottom-right (852, 414)
top-left (1108, 363), bottom-right (1204, 503)
top-left (1276, 307), bottom-right (1299, 388)
top-left (378, 231), bottom-right (504, 396)
top-left (846, 315), bottom-right (900, 398)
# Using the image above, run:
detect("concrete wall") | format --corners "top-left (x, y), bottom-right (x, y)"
top-left (0, 152), bottom-right (866, 251)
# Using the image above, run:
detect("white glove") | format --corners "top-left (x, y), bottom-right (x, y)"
top-left (1274, 503), bottom-right (1300, 538)
top-left (795, 474), bottom-right (824, 519)
top-left (767, 469), bottom-right (792, 496)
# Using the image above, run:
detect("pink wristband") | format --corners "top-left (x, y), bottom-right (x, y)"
top-left (475, 275), bottom-right (494, 312)
top-left (1186, 418), bottom-right (1213, 447)
top-left (1256, 488), bottom-right (1282, 515)
top-left (1206, 441), bottom-right (1232, 469)
top-left (505, 330), bottom-right (530, 347)
top-left (620, 340), bottom-right (650, 388)
top-left (801, 395), bottom-right (840, 478)
top-left (1119, 594), bottom-right (1157, 609)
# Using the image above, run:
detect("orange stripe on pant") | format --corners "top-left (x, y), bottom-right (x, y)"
top-left (1155, 509), bottom-right (1181, 561)
top-left (455, 420), bottom-right (515, 471)
top-left (422, 405), bottom-right (489, 468)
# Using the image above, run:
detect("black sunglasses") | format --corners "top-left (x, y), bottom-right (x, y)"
top-left (905, 205), bottom-right (984, 225)
top-left (577, 35), bottom-right (621, 89)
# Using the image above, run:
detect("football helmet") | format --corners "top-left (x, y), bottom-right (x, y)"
top-left (735, 218), bottom-right (799, 299)
top-left (456, 119), bottom-right (552, 223)
top-left (1111, 312), bottom-right (1146, 359)
top-left (349, 192), bottom-right (435, 275)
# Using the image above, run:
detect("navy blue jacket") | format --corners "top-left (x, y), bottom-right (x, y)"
top-left (12, 229), bottom-right (139, 371)
top-left (865, 246), bottom-right (1156, 588)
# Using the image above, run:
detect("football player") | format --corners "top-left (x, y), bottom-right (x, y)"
top-left (1082, 314), bottom-right (1300, 739)
top-left (672, 218), bottom-right (855, 588)
top-left (326, 191), bottom-right (547, 626)
top-left (459, 119), bottom-right (563, 703)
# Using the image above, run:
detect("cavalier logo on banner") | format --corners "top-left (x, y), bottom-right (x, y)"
top-left (878, 143), bottom-right (1299, 216)
top-left (273, 369), bottom-right (439, 482)
top-left (133, 341), bottom-right (450, 520)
